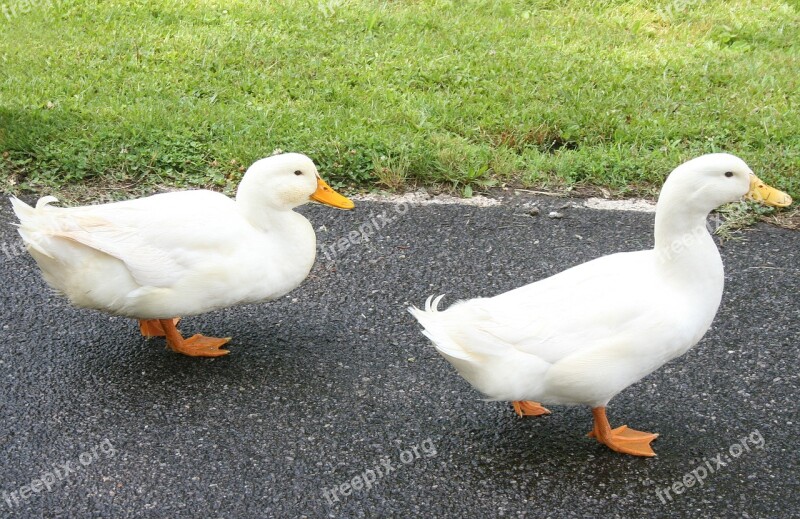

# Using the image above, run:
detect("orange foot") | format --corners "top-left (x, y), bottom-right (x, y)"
top-left (512, 401), bottom-right (552, 417)
top-left (587, 406), bottom-right (658, 457)
top-left (139, 318), bottom-right (181, 337)
top-left (168, 334), bottom-right (231, 357)
top-left (150, 318), bottom-right (231, 357)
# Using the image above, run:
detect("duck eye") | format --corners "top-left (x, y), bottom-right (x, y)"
top-left (294, 170), bottom-right (303, 176)
top-left (724, 171), bottom-right (734, 178)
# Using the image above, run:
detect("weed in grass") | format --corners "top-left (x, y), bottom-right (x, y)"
top-left (488, 146), bottom-right (522, 179)
top-left (373, 153), bottom-right (409, 191)
top-left (714, 200), bottom-right (781, 241)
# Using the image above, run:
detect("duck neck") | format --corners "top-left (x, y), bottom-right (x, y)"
top-left (654, 205), bottom-right (709, 251)
top-left (653, 195), bottom-right (722, 285)
top-left (235, 179), bottom-right (288, 232)
top-left (237, 195), bottom-right (305, 236)
top-left (235, 192), bottom-right (316, 269)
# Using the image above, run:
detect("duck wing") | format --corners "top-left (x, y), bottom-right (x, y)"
top-left (12, 191), bottom-right (245, 288)
top-left (442, 250), bottom-right (668, 364)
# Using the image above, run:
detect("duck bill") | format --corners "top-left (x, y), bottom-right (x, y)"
top-left (747, 175), bottom-right (792, 208)
top-left (310, 176), bottom-right (355, 210)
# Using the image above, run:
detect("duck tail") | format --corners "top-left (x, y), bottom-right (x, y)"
top-left (9, 196), bottom-right (32, 221)
top-left (9, 196), bottom-right (60, 258)
top-left (10, 195), bottom-right (59, 219)
top-left (408, 295), bottom-right (473, 361)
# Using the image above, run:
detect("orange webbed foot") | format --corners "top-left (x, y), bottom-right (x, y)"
top-left (512, 401), bottom-right (552, 417)
top-left (588, 407), bottom-right (658, 457)
top-left (168, 334), bottom-right (231, 357)
top-left (150, 318), bottom-right (232, 357)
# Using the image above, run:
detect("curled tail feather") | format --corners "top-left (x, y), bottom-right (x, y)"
top-left (9, 195), bottom-right (59, 219)
top-left (408, 295), bottom-right (473, 361)
top-left (9, 196), bottom-right (61, 258)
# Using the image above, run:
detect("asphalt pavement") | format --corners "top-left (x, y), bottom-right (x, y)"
top-left (0, 193), bottom-right (797, 518)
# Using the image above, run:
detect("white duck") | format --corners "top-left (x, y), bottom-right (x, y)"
top-left (11, 153), bottom-right (354, 357)
top-left (409, 153), bottom-right (791, 456)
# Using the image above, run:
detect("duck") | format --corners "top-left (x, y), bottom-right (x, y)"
top-left (409, 153), bottom-right (792, 456)
top-left (11, 153), bottom-right (354, 357)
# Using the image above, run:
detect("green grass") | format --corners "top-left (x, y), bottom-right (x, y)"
top-left (1, 0), bottom-right (798, 200)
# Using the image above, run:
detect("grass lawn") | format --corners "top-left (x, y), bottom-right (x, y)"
top-left (0, 0), bottom-right (798, 201)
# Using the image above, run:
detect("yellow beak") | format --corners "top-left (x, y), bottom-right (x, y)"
top-left (747, 175), bottom-right (792, 208)
top-left (310, 176), bottom-right (355, 210)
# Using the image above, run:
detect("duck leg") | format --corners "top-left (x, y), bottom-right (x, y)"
top-left (512, 401), bottom-right (552, 417)
top-left (587, 407), bottom-right (658, 457)
top-left (138, 318), bottom-right (181, 337)
top-left (157, 318), bottom-right (231, 357)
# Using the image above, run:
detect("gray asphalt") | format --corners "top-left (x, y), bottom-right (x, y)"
top-left (0, 193), bottom-right (798, 518)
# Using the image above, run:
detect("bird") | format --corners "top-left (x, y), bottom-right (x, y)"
top-left (409, 153), bottom-right (792, 456)
top-left (11, 152), bottom-right (354, 357)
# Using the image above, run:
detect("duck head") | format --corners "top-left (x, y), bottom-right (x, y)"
top-left (659, 153), bottom-right (792, 215)
top-left (236, 153), bottom-right (354, 212)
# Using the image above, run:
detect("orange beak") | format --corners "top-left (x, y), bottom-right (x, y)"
top-left (310, 176), bottom-right (354, 210)
top-left (747, 175), bottom-right (792, 208)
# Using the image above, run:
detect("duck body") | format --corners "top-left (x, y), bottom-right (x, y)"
top-left (11, 153), bottom-right (354, 356)
top-left (413, 243), bottom-right (722, 408)
top-left (12, 190), bottom-right (316, 319)
top-left (410, 153), bottom-right (792, 456)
